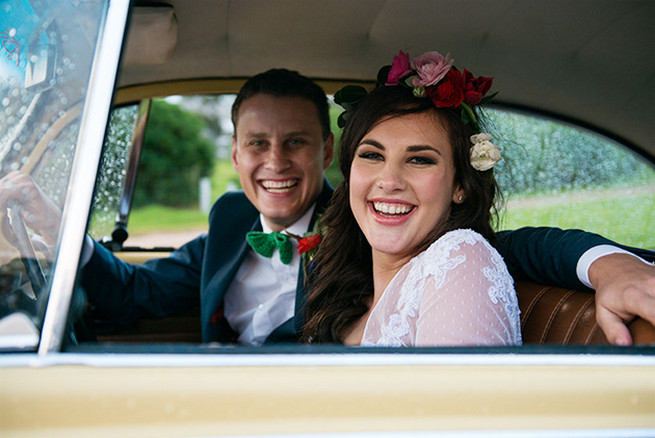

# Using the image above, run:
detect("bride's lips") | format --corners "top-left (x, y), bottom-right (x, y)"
top-left (368, 199), bottom-right (416, 224)
top-left (259, 178), bottom-right (299, 194)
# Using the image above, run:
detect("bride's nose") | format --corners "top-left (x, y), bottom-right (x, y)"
top-left (376, 163), bottom-right (406, 192)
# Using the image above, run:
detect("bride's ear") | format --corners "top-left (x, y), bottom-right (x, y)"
top-left (452, 186), bottom-right (465, 204)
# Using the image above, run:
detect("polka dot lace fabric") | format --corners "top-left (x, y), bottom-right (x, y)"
top-left (361, 229), bottom-right (522, 347)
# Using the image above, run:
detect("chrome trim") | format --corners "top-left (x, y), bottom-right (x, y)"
top-left (146, 430), bottom-right (655, 438)
top-left (38, 0), bottom-right (131, 355)
top-left (116, 99), bottom-right (151, 227)
top-left (5, 352), bottom-right (655, 369)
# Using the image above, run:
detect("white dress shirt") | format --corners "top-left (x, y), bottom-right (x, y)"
top-left (223, 205), bottom-right (316, 346)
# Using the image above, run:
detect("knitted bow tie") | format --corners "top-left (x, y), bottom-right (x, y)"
top-left (246, 231), bottom-right (293, 265)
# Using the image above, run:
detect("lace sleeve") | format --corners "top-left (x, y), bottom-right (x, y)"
top-left (414, 230), bottom-right (522, 346)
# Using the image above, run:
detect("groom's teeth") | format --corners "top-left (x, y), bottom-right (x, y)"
top-left (373, 202), bottom-right (412, 215)
top-left (262, 180), bottom-right (297, 192)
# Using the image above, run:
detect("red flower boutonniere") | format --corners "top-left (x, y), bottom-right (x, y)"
top-left (283, 230), bottom-right (322, 264)
top-left (297, 234), bottom-right (321, 255)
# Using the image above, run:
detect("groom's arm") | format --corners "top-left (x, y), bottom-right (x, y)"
top-left (497, 226), bottom-right (655, 345)
top-left (497, 226), bottom-right (606, 290)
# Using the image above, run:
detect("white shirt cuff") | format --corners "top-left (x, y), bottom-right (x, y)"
top-left (577, 244), bottom-right (648, 288)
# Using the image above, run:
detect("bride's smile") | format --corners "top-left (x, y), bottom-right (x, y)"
top-left (349, 111), bottom-right (464, 265)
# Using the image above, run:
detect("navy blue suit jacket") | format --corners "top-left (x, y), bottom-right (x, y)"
top-left (80, 182), bottom-right (653, 343)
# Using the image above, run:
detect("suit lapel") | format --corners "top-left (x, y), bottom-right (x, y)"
top-left (201, 193), bottom-right (261, 341)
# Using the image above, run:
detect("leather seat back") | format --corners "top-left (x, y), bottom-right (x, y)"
top-left (516, 280), bottom-right (655, 345)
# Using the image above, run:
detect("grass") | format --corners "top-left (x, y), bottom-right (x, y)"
top-left (499, 188), bottom-right (654, 249)
top-left (129, 205), bottom-right (209, 234)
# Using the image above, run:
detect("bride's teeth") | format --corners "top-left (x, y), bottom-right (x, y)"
top-left (373, 202), bottom-right (412, 215)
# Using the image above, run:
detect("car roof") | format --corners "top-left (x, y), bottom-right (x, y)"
top-left (118, 0), bottom-right (655, 160)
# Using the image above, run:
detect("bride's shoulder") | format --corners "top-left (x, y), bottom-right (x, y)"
top-left (415, 229), bottom-right (498, 264)
top-left (427, 229), bottom-right (489, 252)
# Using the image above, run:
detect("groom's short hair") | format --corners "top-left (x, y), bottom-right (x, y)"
top-left (231, 68), bottom-right (331, 140)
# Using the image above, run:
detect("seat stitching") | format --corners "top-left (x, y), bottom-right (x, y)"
top-left (584, 315), bottom-right (606, 344)
top-left (539, 290), bottom-right (575, 344)
top-left (521, 285), bottom-right (549, 326)
top-left (562, 295), bottom-right (595, 344)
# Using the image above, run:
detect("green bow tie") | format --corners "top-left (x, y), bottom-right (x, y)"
top-left (246, 231), bottom-right (293, 265)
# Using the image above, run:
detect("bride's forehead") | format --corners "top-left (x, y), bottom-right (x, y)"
top-left (363, 114), bottom-right (451, 147)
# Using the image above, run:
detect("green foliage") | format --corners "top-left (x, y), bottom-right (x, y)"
top-left (489, 109), bottom-right (652, 196)
top-left (133, 100), bottom-right (215, 207)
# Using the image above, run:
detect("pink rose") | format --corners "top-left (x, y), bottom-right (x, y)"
top-left (411, 51), bottom-right (454, 87)
top-left (386, 50), bottom-right (412, 85)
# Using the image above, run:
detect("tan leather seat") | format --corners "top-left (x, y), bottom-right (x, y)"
top-left (516, 280), bottom-right (655, 345)
top-left (97, 280), bottom-right (655, 346)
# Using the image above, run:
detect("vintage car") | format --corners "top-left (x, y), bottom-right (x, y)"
top-left (1, 0), bottom-right (654, 436)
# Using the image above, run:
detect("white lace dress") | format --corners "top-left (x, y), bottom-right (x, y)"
top-left (361, 229), bottom-right (522, 347)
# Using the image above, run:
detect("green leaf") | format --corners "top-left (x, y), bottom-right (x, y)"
top-left (376, 65), bottom-right (391, 87)
top-left (480, 92), bottom-right (498, 105)
top-left (334, 85), bottom-right (369, 108)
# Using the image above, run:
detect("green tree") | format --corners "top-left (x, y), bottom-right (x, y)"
top-left (134, 100), bottom-right (215, 208)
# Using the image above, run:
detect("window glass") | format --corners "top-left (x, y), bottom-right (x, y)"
top-left (99, 98), bottom-right (653, 252)
top-left (488, 109), bottom-right (654, 249)
top-left (0, 0), bottom-right (110, 349)
top-left (88, 105), bottom-right (138, 240)
top-left (123, 95), bottom-right (237, 248)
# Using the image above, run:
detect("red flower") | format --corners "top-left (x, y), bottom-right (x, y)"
top-left (463, 69), bottom-right (493, 105)
top-left (297, 234), bottom-right (321, 255)
top-left (426, 68), bottom-right (464, 108)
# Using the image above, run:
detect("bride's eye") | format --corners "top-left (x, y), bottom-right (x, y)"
top-left (408, 156), bottom-right (436, 165)
top-left (358, 151), bottom-right (383, 161)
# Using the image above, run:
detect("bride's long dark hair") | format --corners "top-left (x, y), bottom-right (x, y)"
top-left (302, 85), bottom-right (500, 344)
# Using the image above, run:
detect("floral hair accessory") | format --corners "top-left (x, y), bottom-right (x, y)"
top-left (470, 133), bottom-right (502, 171)
top-left (334, 49), bottom-right (500, 171)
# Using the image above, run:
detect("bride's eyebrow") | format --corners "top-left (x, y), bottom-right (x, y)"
top-left (407, 145), bottom-right (441, 155)
top-left (357, 139), bottom-right (384, 149)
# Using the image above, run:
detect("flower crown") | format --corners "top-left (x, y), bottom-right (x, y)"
top-left (335, 50), bottom-right (502, 171)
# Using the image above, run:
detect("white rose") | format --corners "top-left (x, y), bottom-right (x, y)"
top-left (470, 134), bottom-right (502, 171)
top-left (470, 133), bottom-right (492, 144)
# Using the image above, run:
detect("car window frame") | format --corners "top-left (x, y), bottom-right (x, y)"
top-left (34, 0), bottom-right (131, 355)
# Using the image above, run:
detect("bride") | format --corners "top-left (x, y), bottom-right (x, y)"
top-left (302, 50), bottom-right (521, 347)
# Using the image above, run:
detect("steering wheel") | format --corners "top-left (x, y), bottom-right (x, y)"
top-left (1, 202), bottom-right (95, 344)
top-left (3, 201), bottom-right (48, 295)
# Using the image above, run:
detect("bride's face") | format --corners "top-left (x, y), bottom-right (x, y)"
top-left (348, 111), bottom-right (464, 264)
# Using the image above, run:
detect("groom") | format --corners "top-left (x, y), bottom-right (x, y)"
top-left (6, 69), bottom-right (651, 345)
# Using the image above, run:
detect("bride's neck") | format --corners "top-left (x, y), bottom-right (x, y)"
top-left (371, 251), bottom-right (411, 304)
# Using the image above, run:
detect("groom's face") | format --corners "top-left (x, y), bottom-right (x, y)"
top-left (232, 93), bottom-right (334, 232)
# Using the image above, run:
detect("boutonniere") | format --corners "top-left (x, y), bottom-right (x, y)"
top-left (297, 233), bottom-right (321, 262)
top-left (283, 217), bottom-right (323, 265)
